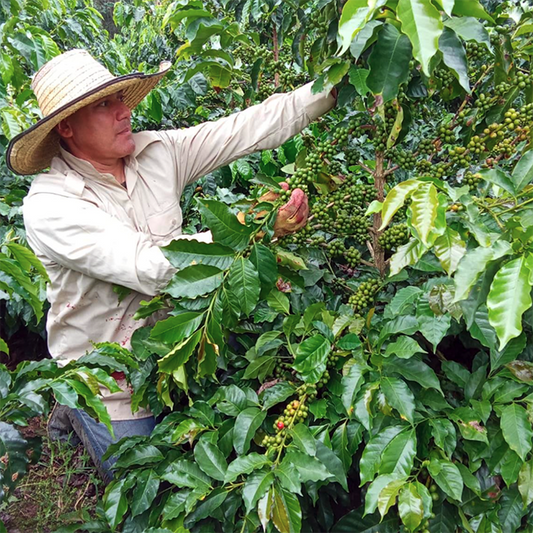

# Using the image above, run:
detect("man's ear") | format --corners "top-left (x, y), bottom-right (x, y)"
top-left (56, 118), bottom-right (73, 139)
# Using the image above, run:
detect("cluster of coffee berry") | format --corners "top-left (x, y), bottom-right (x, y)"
top-left (463, 171), bottom-right (483, 190)
top-left (261, 389), bottom-right (315, 450)
top-left (378, 224), bottom-right (409, 251)
top-left (418, 138), bottom-right (435, 155)
top-left (437, 123), bottom-right (456, 143)
top-left (474, 92), bottom-right (497, 112)
top-left (344, 246), bottom-right (361, 267)
top-left (448, 145), bottom-right (471, 166)
top-left (389, 149), bottom-right (416, 170)
top-left (328, 240), bottom-right (345, 257)
top-left (466, 42), bottom-right (485, 61)
top-left (433, 68), bottom-right (455, 88)
top-left (348, 278), bottom-right (381, 313)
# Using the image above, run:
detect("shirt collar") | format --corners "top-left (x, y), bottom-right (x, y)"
top-left (59, 146), bottom-right (137, 189)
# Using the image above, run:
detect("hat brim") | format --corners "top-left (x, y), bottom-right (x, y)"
top-left (7, 62), bottom-right (171, 176)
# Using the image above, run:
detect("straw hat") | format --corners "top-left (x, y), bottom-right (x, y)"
top-left (6, 49), bottom-right (171, 175)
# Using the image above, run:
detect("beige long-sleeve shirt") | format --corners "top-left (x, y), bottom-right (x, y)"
top-left (23, 83), bottom-right (335, 419)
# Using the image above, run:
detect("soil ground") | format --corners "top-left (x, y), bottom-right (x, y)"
top-left (0, 417), bottom-right (103, 533)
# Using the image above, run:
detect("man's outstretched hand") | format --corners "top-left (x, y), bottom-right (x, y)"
top-left (274, 185), bottom-right (309, 238)
top-left (257, 183), bottom-right (309, 238)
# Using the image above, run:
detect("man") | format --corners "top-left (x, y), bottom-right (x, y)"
top-left (7, 49), bottom-right (336, 481)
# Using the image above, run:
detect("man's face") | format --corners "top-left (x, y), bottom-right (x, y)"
top-left (57, 91), bottom-right (135, 165)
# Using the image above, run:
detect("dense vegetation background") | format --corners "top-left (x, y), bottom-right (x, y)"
top-left (2, 0), bottom-right (533, 531)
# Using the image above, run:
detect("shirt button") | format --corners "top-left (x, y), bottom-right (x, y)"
top-left (171, 219), bottom-right (177, 225)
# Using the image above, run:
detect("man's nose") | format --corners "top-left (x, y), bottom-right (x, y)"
top-left (116, 100), bottom-right (131, 120)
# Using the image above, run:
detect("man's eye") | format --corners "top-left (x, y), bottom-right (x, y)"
top-left (98, 100), bottom-right (109, 107)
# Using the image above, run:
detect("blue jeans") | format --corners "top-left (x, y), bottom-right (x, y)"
top-left (69, 409), bottom-right (155, 483)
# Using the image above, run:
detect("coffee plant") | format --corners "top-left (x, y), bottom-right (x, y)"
top-left (3, 0), bottom-right (533, 532)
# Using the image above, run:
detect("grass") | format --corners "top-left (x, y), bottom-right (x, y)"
top-left (0, 417), bottom-right (103, 533)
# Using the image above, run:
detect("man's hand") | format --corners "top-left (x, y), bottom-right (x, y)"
top-left (248, 183), bottom-right (309, 238)
top-left (272, 184), bottom-right (309, 238)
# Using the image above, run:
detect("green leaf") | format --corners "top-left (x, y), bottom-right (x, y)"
top-left (158, 329), bottom-right (202, 373)
top-left (50, 381), bottom-right (80, 409)
top-left (452, 0), bottom-right (494, 22)
top-left (340, 361), bottom-right (367, 416)
top-left (291, 423), bottom-right (316, 457)
top-left (225, 453), bottom-right (271, 483)
top-left (386, 287), bottom-right (422, 317)
top-left (187, 487), bottom-right (228, 524)
top-left (480, 167), bottom-right (515, 195)
top-left (5, 243), bottom-right (48, 279)
top-left (243, 470), bottom-right (275, 513)
top-left (491, 333), bottom-right (526, 371)
top-left (114, 445), bottom-right (164, 468)
top-left (397, 0), bottom-right (443, 76)
top-left (250, 244), bottom-right (278, 295)
top-left (243, 356), bottom-right (276, 381)
top-left (456, 463), bottom-right (481, 496)
top-left (150, 312), bottom-right (204, 344)
top-left (162, 459), bottom-right (211, 491)
top-left (315, 440), bottom-right (348, 491)
top-left (381, 377), bottom-right (415, 423)
top-left (487, 256), bottom-right (533, 350)
top-left (454, 241), bottom-right (511, 302)
top-left (233, 408), bottom-right (267, 455)
top-left (260, 382), bottom-right (296, 411)
top-left (163, 265), bottom-right (224, 299)
top-left (391, 240), bottom-right (425, 276)
top-left (433, 227), bottom-right (466, 275)
top-left (275, 459), bottom-right (301, 494)
top-left (381, 180), bottom-right (420, 229)
top-left (360, 425), bottom-right (405, 485)
top-left (194, 439), bottom-right (228, 481)
top-left (131, 470), bottom-right (160, 517)
top-left (498, 486), bottom-right (525, 533)
top-left (512, 150), bottom-right (533, 193)
top-left (104, 479), bottom-right (129, 529)
top-left (378, 478), bottom-right (406, 518)
top-left (428, 458), bottom-right (463, 501)
top-left (350, 20), bottom-right (383, 60)
top-left (366, 23), bottom-right (412, 103)
top-left (383, 336), bottom-right (426, 359)
top-left (197, 199), bottom-right (252, 251)
top-left (501, 451), bottom-right (522, 486)
top-left (429, 419), bottom-right (457, 457)
top-left (337, 0), bottom-right (386, 56)
top-left (293, 334), bottom-right (331, 384)
top-left (208, 64), bottom-right (232, 88)
top-left (379, 429), bottom-right (417, 478)
top-left (438, 27), bottom-right (469, 92)
top-left (0, 108), bottom-right (22, 139)
top-left (0, 338), bottom-right (8, 356)
top-left (385, 357), bottom-right (442, 394)
top-left (285, 449), bottom-right (332, 483)
top-left (518, 459), bottom-right (533, 506)
top-left (409, 182), bottom-right (438, 247)
top-left (270, 484), bottom-right (302, 533)
top-left (365, 474), bottom-right (405, 515)
top-left (500, 403), bottom-right (533, 462)
top-left (348, 66), bottom-right (370, 96)
top-left (418, 312), bottom-right (452, 351)
top-left (227, 258), bottom-right (261, 317)
top-left (398, 483), bottom-right (424, 531)
top-left (162, 240), bottom-right (235, 270)
top-left (267, 289), bottom-right (290, 315)
top-left (444, 16), bottom-right (491, 49)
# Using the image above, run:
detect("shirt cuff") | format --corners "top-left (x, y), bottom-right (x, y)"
top-left (294, 82), bottom-right (336, 122)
